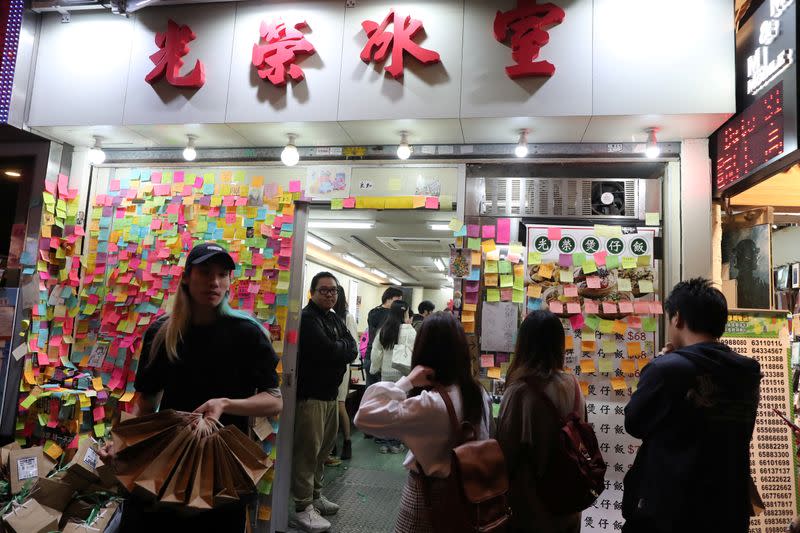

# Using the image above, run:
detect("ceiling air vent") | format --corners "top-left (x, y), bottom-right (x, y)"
top-left (376, 237), bottom-right (452, 253)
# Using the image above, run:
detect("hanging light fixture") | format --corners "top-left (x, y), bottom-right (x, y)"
top-left (281, 133), bottom-right (300, 167)
top-left (182, 134), bottom-right (198, 161)
top-left (87, 136), bottom-right (106, 165)
top-left (397, 131), bottom-right (412, 160)
top-left (645, 128), bottom-right (660, 159)
top-left (515, 129), bottom-right (529, 158)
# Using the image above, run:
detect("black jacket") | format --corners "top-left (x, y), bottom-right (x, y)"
top-left (622, 342), bottom-right (761, 532)
top-left (365, 305), bottom-right (391, 363)
top-left (297, 300), bottom-right (357, 401)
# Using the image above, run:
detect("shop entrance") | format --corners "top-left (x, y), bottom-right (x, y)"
top-left (287, 205), bottom-right (455, 532)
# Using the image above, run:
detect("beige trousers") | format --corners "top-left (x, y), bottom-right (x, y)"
top-left (290, 399), bottom-right (339, 509)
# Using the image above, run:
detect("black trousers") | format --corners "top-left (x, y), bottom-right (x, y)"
top-left (120, 497), bottom-right (248, 533)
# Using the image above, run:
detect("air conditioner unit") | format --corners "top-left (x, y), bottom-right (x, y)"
top-left (479, 178), bottom-right (646, 220)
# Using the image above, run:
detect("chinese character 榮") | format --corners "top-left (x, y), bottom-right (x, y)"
top-left (494, 0), bottom-right (565, 79)
top-left (252, 20), bottom-right (316, 86)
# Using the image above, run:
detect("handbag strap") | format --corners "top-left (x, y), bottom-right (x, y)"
top-left (523, 374), bottom-right (582, 425)
top-left (435, 385), bottom-right (462, 446)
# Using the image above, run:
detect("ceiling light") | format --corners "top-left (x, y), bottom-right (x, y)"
top-left (645, 128), bottom-right (660, 159)
top-left (281, 133), bottom-right (300, 167)
top-left (371, 268), bottom-right (388, 278)
top-left (87, 136), bottom-right (106, 165)
top-left (307, 233), bottom-right (332, 251)
top-left (433, 258), bottom-right (445, 272)
top-left (342, 254), bottom-right (366, 268)
top-left (428, 223), bottom-right (450, 231)
top-left (515, 129), bottom-right (529, 158)
top-left (182, 134), bottom-right (197, 161)
top-left (4, 170), bottom-right (20, 177)
top-left (397, 131), bottom-right (412, 160)
top-left (389, 277), bottom-right (402, 286)
top-left (308, 221), bottom-right (375, 229)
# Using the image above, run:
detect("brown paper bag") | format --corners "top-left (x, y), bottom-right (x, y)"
top-left (114, 430), bottom-right (176, 493)
top-left (9, 447), bottom-right (45, 494)
top-left (186, 437), bottom-right (214, 510)
top-left (94, 458), bottom-right (119, 490)
top-left (111, 409), bottom-right (185, 453)
top-left (210, 436), bottom-right (240, 505)
top-left (159, 434), bottom-right (200, 505)
top-left (1, 499), bottom-right (59, 533)
top-left (61, 501), bottom-right (120, 533)
top-left (29, 476), bottom-right (75, 512)
top-left (132, 424), bottom-right (194, 498)
top-left (214, 434), bottom-right (259, 495)
top-left (218, 427), bottom-right (270, 485)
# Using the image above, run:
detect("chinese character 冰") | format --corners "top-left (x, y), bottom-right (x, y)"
top-left (360, 10), bottom-right (441, 79)
top-left (252, 20), bottom-right (316, 86)
top-left (146, 19), bottom-right (205, 88)
top-left (493, 0), bottom-right (566, 79)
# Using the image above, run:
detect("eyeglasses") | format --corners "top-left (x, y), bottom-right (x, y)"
top-left (316, 287), bottom-right (338, 296)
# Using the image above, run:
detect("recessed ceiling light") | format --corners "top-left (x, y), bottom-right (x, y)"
top-left (433, 258), bottom-right (445, 272)
top-left (4, 170), bottom-right (21, 177)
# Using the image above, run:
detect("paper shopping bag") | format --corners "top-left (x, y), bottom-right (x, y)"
top-left (219, 427), bottom-right (271, 485)
top-left (112, 410), bottom-right (185, 453)
top-left (9, 447), bottom-right (45, 494)
top-left (133, 424), bottom-right (194, 498)
top-left (186, 438), bottom-right (214, 510)
top-left (213, 434), bottom-right (255, 495)
top-left (2, 498), bottom-right (59, 533)
top-left (114, 429), bottom-right (176, 493)
top-left (159, 433), bottom-right (200, 505)
top-left (61, 501), bottom-right (120, 533)
top-left (210, 435), bottom-right (240, 506)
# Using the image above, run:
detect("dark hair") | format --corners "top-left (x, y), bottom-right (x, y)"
top-left (310, 271), bottom-right (338, 293)
top-left (333, 285), bottom-right (348, 320)
top-left (411, 312), bottom-right (485, 428)
top-left (418, 300), bottom-right (435, 314)
top-left (664, 278), bottom-right (728, 338)
top-left (507, 310), bottom-right (566, 384)
top-left (379, 300), bottom-right (409, 349)
top-left (381, 287), bottom-right (404, 303)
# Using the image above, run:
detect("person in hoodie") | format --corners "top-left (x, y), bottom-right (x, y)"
top-left (622, 278), bottom-right (762, 533)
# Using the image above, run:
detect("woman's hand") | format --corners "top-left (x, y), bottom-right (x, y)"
top-left (98, 441), bottom-right (115, 462)
top-left (193, 398), bottom-right (228, 421)
top-left (408, 366), bottom-right (436, 389)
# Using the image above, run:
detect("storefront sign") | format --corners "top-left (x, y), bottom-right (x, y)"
top-left (746, 0), bottom-right (795, 96)
top-left (252, 20), bottom-right (316, 86)
top-left (493, 0), bottom-right (565, 78)
top-left (145, 19), bottom-right (205, 89)
top-left (360, 10), bottom-right (440, 79)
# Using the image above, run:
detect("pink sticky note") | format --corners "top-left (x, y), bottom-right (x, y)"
top-left (93, 406), bottom-right (105, 422)
top-left (289, 180), bottom-right (301, 193)
top-left (467, 225), bottom-right (480, 238)
top-left (496, 218), bottom-right (511, 244)
top-left (569, 314), bottom-right (585, 330)
top-left (594, 251), bottom-right (607, 266)
top-left (584, 300), bottom-right (599, 314)
top-left (343, 197), bottom-right (356, 208)
top-left (58, 173), bottom-right (69, 195)
top-left (567, 302), bottom-right (582, 315)
top-left (44, 180), bottom-right (56, 194)
top-left (627, 316), bottom-right (642, 329)
top-left (194, 176), bottom-right (204, 188)
top-left (480, 354), bottom-right (494, 368)
top-left (37, 352), bottom-right (49, 366)
top-left (547, 227), bottom-right (562, 240)
top-left (618, 301), bottom-right (634, 314)
top-left (602, 302), bottom-right (618, 314)
top-left (174, 171), bottom-right (185, 183)
top-left (564, 285), bottom-right (579, 298)
top-left (482, 225), bottom-right (496, 239)
top-left (226, 213), bottom-right (236, 224)
top-left (559, 254), bottom-right (573, 267)
top-left (425, 197), bottom-right (439, 209)
top-left (549, 301), bottom-right (564, 314)
top-left (586, 276), bottom-right (601, 289)
top-left (634, 302), bottom-right (651, 314)
top-left (650, 301), bottom-right (663, 315)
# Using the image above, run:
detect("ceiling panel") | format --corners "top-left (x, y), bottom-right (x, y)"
top-left (30, 125), bottom-right (156, 149)
top-left (461, 116), bottom-right (591, 144)
top-left (228, 122), bottom-right (354, 147)
top-left (126, 124), bottom-right (253, 148)
top-left (338, 118), bottom-right (464, 145)
top-left (581, 113), bottom-right (732, 143)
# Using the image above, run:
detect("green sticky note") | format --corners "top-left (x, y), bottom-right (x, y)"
top-left (94, 423), bottom-right (106, 438)
top-left (331, 199), bottom-right (343, 210)
top-left (513, 276), bottom-right (524, 290)
top-left (598, 358), bottom-right (614, 373)
top-left (573, 253), bottom-right (586, 266)
top-left (492, 402), bottom-right (501, 418)
top-left (602, 340), bottom-right (618, 354)
top-left (487, 289), bottom-right (500, 302)
top-left (485, 260), bottom-right (498, 274)
top-left (512, 289), bottom-right (524, 303)
top-left (585, 316), bottom-right (600, 331)
top-left (20, 394), bottom-right (38, 409)
top-left (38, 413), bottom-right (49, 426)
top-left (638, 280), bottom-right (654, 294)
top-left (643, 317), bottom-right (658, 332)
top-left (528, 252), bottom-right (542, 265)
top-left (606, 255), bottom-right (620, 269)
top-left (583, 260), bottom-right (598, 274)
top-left (500, 275), bottom-right (513, 288)
top-left (622, 257), bottom-right (637, 269)
top-left (599, 320), bottom-right (614, 334)
top-left (617, 278), bottom-right (632, 292)
top-left (645, 212), bottom-right (660, 226)
top-left (499, 261), bottom-right (512, 274)
top-left (468, 238), bottom-right (481, 251)
top-left (560, 269), bottom-right (574, 283)
top-left (638, 255), bottom-right (651, 267)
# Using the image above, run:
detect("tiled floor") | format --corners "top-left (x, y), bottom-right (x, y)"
top-left (286, 431), bottom-right (408, 533)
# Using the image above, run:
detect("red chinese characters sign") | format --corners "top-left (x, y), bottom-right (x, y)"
top-left (252, 20), bottom-right (316, 86)
top-left (494, 0), bottom-right (565, 79)
top-left (360, 10), bottom-right (441, 79)
top-left (145, 19), bottom-right (205, 89)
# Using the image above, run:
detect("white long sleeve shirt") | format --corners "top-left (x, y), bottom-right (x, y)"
top-left (354, 376), bottom-right (491, 478)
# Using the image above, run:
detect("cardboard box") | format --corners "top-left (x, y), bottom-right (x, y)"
top-left (65, 438), bottom-right (100, 483)
top-left (0, 443), bottom-right (20, 470)
top-left (29, 476), bottom-right (75, 512)
top-left (8, 447), bottom-right (45, 494)
top-left (1, 499), bottom-right (59, 533)
top-left (60, 501), bottom-right (119, 533)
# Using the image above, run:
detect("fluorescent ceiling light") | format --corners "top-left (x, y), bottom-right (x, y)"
top-left (308, 221), bottom-right (375, 229)
top-left (389, 277), bottom-right (402, 286)
top-left (342, 254), bottom-right (366, 268)
top-left (307, 233), bottom-right (332, 251)
top-left (433, 258), bottom-right (445, 272)
top-left (371, 268), bottom-right (387, 278)
top-left (428, 223), bottom-right (450, 231)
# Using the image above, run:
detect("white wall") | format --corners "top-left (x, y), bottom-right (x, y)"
top-left (422, 288), bottom-right (453, 315)
top-left (303, 260), bottom-right (382, 332)
top-left (680, 140), bottom-right (713, 280)
top-left (773, 226), bottom-right (800, 266)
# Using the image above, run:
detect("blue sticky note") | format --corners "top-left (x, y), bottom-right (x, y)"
top-left (203, 183), bottom-right (215, 194)
top-left (454, 225), bottom-right (467, 237)
top-left (467, 267), bottom-right (481, 281)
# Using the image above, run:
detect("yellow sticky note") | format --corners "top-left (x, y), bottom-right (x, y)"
top-left (514, 264), bottom-right (525, 278)
top-left (485, 260), bottom-right (498, 274)
top-left (620, 359), bottom-right (636, 375)
top-left (637, 255), bottom-right (651, 267)
top-left (448, 218), bottom-right (463, 231)
top-left (412, 196), bottom-right (426, 208)
top-left (94, 423), bottom-right (106, 438)
top-left (500, 275), bottom-right (513, 287)
top-left (486, 250), bottom-right (500, 261)
top-left (527, 285), bottom-right (543, 298)
top-left (638, 280), bottom-right (654, 293)
top-left (463, 303), bottom-right (478, 312)
top-left (44, 441), bottom-right (63, 460)
top-left (482, 239), bottom-right (497, 253)
top-left (602, 340), bottom-right (618, 354)
top-left (385, 196), bottom-right (413, 209)
top-left (580, 359), bottom-right (596, 373)
top-left (611, 377), bottom-right (627, 391)
top-left (488, 367), bottom-right (502, 379)
top-left (331, 199), bottom-right (343, 210)
top-left (626, 341), bottom-right (642, 358)
top-left (560, 269), bottom-right (574, 283)
top-left (528, 252), bottom-right (542, 265)
top-left (92, 377), bottom-right (103, 391)
top-left (617, 278), bottom-right (632, 292)
top-left (538, 264), bottom-right (554, 280)
top-left (564, 335), bottom-right (574, 350)
top-left (599, 320), bottom-right (614, 334)
top-left (598, 358), bottom-right (614, 373)
top-left (612, 320), bottom-right (628, 335)
top-left (622, 257), bottom-right (637, 269)
top-left (645, 212), bottom-right (660, 226)
top-left (582, 260), bottom-right (598, 274)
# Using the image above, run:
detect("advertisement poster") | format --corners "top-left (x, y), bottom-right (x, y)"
top-left (722, 311), bottom-right (798, 532)
top-left (306, 166), bottom-right (351, 199)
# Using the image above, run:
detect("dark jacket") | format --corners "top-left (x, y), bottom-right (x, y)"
top-left (411, 313), bottom-right (425, 333)
top-left (622, 342), bottom-right (761, 532)
top-left (365, 305), bottom-right (390, 364)
top-left (297, 300), bottom-right (357, 401)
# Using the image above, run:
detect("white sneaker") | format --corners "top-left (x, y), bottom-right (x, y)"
top-left (313, 494), bottom-right (340, 516)
top-left (292, 504), bottom-right (331, 533)
top-left (388, 444), bottom-right (404, 454)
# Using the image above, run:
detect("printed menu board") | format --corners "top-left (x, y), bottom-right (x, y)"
top-left (722, 311), bottom-right (798, 532)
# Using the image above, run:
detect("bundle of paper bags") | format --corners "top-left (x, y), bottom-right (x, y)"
top-left (112, 410), bottom-right (271, 509)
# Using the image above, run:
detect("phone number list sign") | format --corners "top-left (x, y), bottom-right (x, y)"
top-left (722, 311), bottom-right (798, 532)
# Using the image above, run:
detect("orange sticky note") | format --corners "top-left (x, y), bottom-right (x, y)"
top-left (463, 321), bottom-right (475, 333)
top-left (485, 274), bottom-right (499, 287)
top-left (471, 251), bottom-right (482, 266)
top-left (611, 377), bottom-right (627, 391)
top-left (580, 359), bottom-right (596, 374)
top-left (620, 359), bottom-right (636, 375)
top-left (527, 285), bottom-right (542, 298)
top-left (92, 377), bottom-right (103, 391)
top-left (482, 239), bottom-right (497, 253)
top-left (579, 381), bottom-right (590, 396)
top-left (581, 340), bottom-right (597, 353)
top-left (638, 358), bottom-right (650, 371)
top-left (538, 264), bottom-right (554, 280)
top-left (626, 342), bottom-right (642, 358)
top-left (612, 321), bottom-right (628, 335)
top-left (488, 367), bottom-right (502, 379)
top-left (564, 335), bottom-right (574, 350)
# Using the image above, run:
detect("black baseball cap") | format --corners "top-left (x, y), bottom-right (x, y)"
top-left (186, 242), bottom-right (236, 271)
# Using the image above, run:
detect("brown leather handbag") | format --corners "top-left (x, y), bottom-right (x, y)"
top-left (420, 387), bottom-right (511, 532)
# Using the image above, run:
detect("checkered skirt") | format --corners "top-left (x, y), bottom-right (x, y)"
top-left (394, 471), bottom-right (448, 533)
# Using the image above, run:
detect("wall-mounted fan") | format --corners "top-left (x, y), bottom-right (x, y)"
top-left (591, 181), bottom-right (626, 216)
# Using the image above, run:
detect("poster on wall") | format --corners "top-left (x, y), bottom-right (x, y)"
top-left (306, 165), bottom-right (351, 199)
top-left (449, 247), bottom-right (471, 278)
top-left (721, 224), bottom-right (772, 309)
top-left (722, 311), bottom-right (798, 532)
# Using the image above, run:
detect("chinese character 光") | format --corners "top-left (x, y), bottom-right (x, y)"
top-left (146, 19), bottom-right (205, 89)
top-left (494, 1), bottom-right (565, 79)
top-left (360, 10), bottom-right (441, 79)
top-left (252, 20), bottom-right (316, 86)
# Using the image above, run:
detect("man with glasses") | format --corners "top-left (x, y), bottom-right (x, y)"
top-left (291, 272), bottom-right (358, 532)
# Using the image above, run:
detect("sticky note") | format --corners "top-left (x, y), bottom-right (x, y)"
top-left (599, 320), bottom-right (614, 334)
top-left (627, 316), bottom-right (642, 329)
top-left (598, 358), bottom-right (614, 373)
top-left (94, 423), bottom-right (106, 438)
top-left (485, 260), bottom-right (498, 274)
top-left (487, 289), bottom-right (500, 302)
top-left (472, 251), bottom-right (482, 266)
top-left (331, 199), bottom-right (343, 210)
top-left (499, 261), bottom-right (512, 274)
top-left (622, 257), bottom-right (637, 269)
top-left (496, 218), bottom-right (511, 244)
top-left (528, 252), bottom-right (542, 265)
top-left (650, 301), bottom-right (663, 314)
top-left (594, 251), bottom-right (607, 266)
top-left (602, 302), bottom-right (617, 314)
top-left (638, 255), bottom-right (652, 267)
top-left (645, 212), bottom-right (660, 226)
top-left (448, 218), bottom-right (463, 232)
top-left (481, 354), bottom-right (495, 368)
top-left (563, 285), bottom-right (578, 298)
top-left (582, 260), bottom-right (598, 274)
top-left (513, 289), bottom-right (524, 303)
top-left (549, 301), bottom-right (564, 314)
top-left (467, 225), bottom-right (480, 237)
top-left (621, 360), bottom-right (636, 374)
top-left (500, 275), bottom-right (513, 288)
top-left (638, 358), bottom-right (651, 371)
top-left (485, 274), bottom-right (499, 287)
top-left (606, 255), bottom-right (620, 269)
top-left (547, 227), bottom-right (562, 240)
top-left (92, 377), bottom-right (103, 391)
top-left (488, 367), bottom-right (502, 379)
top-left (626, 342), bottom-right (642, 357)
top-left (538, 264), bottom-right (554, 279)
top-left (468, 238), bottom-right (481, 251)
top-left (569, 313), bottom-right (584, 329)
top-left (482, 239), bottom-right (497, 253)
top-left (527, 285), bottom-right (542, 298)
top-left (638, 280), bottom-right (654, 294)
top-left (581, 340), bottom-right (597, 352)
top-left (580, 359), bottom-right (596, 373)
top-left (612, 320), bottom-right (628, 335)
top-left (602, 340), bottom-right (618, 354)
top-left (572, 253), bottom-right (586, 267)
top-left (617, 278), bottom-right (632, 292)
top-left (565, 336), bottom-right (575, 350)
top-left (611, 377), bottom-right (627, 391)
top-left (643, 317), bottom-right (658, 332)
top-left (559, 269), bottom-right (574, 283)
top-left (586, 276), bottom-right (601, 289)
top-left (559, 254), bottom-right (573, 267)
top-left (618, 301), bottom-right (634, 314)
top-left (579, 381), bottom-right (590, 396)
top-left (584, 300), bottom-right (599, 314)
top-left (425, 197), bottom-right (439, 209)
top-left (482, 225), bottom-right (496, 239)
